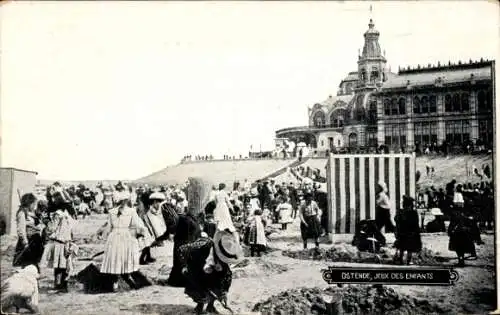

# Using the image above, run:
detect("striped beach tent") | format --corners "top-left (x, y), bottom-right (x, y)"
top-left (326, 153), bottom-right (416, 234)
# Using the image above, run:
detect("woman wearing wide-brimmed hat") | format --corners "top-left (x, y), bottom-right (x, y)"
top-left (179, 230), bottom-right (242, 314)
top-left (138, 192), bottom-right (168, 265)
top-left (299, 192), bottom-right (322, 249)
top-left (394, 195), bottom-right (422, 265)
top-left (100, 188), bottom-right (146, 290)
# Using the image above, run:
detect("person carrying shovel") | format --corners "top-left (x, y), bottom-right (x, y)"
top-left (179, 230), bottom-right (243, 314)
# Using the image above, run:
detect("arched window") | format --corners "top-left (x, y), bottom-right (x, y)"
top-left (421, 96), bottom-right (429, 113)
top-left (349, 133), bottom-right (358, 147)
top-left (368, 100), bottom-right (377, 123)
top-left (384, 98), bottom-right (391, 115)
top-left (354, 107), bottom-right (366, 122)
top-left (361, 69), bottom-right (367, 81)
top-left (391, 98), bottom-right (398, 115)
top-left (398, 98), bottom-right (406, 115)
top-left (371, 67), bottom-right (379, 82)
top-left (429, 95), bottom-right (437, 113)
top-left (313, 111), bottom-right (326, 127)
top-left (461, 93), bottom-right (469, 112)
top-left (445, 94), bottom-right (452, 112)
top-left (413, 96), bottom-right (421, 114)
top-left (477, 90), bottom-right (486, 111)
top-left (452, 93), bottom-right (460, 112)
top-left (330, 109), bottom-right (345, 128)
top-left (346, 83), bottom-right (352, 94)
top-left (487, 89), bottom-right (493, 109)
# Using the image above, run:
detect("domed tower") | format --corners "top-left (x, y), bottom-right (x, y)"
top-left (357, 18), bottom-right (387, 89)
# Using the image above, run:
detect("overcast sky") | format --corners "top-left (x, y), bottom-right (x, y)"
top-left (1, 1), bottom-right (498, 180)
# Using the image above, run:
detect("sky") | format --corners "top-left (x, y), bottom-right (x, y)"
top-left (1, 1), bottom-right (499, 181)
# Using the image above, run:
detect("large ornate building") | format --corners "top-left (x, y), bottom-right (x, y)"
top-left (275, 18), bottom-right (494, 154)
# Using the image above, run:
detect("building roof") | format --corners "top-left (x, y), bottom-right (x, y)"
top-left (315, 94), bottom-right (354, 111)
top-left (382, 65), bottom-right (491, 89)
top-left (341, 72), bottom-right (359, 82)
top-left (0, 167), bottom-right (38, 175)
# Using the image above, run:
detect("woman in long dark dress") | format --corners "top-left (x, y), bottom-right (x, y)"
top-left (167, 213), bottom-right (202, 287)
top-left (179, 230), bottom-right (240, 314)
top-left (13, 193), bottom-right (44, 271)
top-left (299, 193), bottom-right (322, 249)
top-left (448, 210), bottom-right (480, 267)
top-left (394, 196), bottom-right (422, 265)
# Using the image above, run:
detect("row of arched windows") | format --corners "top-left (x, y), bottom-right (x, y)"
top-left (414, 95), bottom-right (437, 114)
top-left (312, 107), bottom-right (371, 128)
top-left (360, 67), bottom-right (381, 83)
top-left (312, 110), bottom-right (346, 128)
top-left (384, 98), bottom-right (406, 116)
top-left (382, 91), bottom-right (491, 116)
top-left (444, 93), bottom-right (469, 112)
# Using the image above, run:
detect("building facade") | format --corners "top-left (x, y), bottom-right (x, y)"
top-left (275, 19), bottom-right (494, 154)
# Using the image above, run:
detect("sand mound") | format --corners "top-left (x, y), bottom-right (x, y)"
top-left (233, 258), bottom-right (288, 279)
top-left (282, 244), bottom-right (449, 266)
top-left (253, 285), bottom-right (453, 315)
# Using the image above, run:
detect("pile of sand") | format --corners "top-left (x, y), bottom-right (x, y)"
top-left (282, 244), bottom-right (449, 266)
top-left (232, 258), bottom-right (288, 279)
top-left (253, 285), bottom-right (453, 315)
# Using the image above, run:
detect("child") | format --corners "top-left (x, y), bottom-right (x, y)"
top-left (277, 196), bottom-right (293, 230)
top-left (246, 209), bottom-right (267, 257)
top-left (41, 209), bottom-right (76, 293)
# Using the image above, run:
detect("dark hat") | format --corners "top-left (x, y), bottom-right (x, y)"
top-left (402, 195), bottom-right (415, 207)
top-left (20, 193), bottom-right (37, 208)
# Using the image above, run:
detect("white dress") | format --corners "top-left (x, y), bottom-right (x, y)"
top-left (41, 211), bottom-right (75, 270)
top-left (100, 206), bottom-right (145, 274)
top-left (213, 190), bottom-right (236, 232)
top-left (277, 202), bottom-right (293, 224)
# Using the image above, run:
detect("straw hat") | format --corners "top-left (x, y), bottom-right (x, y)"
top-left (113, 190), bottom-right (131, 202)
top-left (149, 192), bottom-right (166, 201)
top-left (430, 208), bottom-right (444, 216)
top-left (213, 230), bottom-right (243, 265)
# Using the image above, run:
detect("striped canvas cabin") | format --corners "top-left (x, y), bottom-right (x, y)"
top-left (326, 153), bottom-right (416, 234)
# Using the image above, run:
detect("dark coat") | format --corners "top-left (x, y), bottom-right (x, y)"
top-left (179, 237), bottom-right (232, 304)
top-left (167, 214), bottom-right (201, 287)
top-left (448, 212), bottom-right (476, 255)
top-left (394, 209), bottom-right (422, 252)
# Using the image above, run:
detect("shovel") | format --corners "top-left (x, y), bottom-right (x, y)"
top-left (366, 237), bottom-right (381, 263)
top-left (78, 250), bottom-right (105, 261)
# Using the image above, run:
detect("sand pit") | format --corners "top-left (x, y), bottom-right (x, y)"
top-left (155, 258), bottom-right (288, 282)
top-left (232, 258), bottom-right (288, 279)
top-left (252, 285), bottom-right (453, 315)
top-left (282, 243), bottom-right (450, 266)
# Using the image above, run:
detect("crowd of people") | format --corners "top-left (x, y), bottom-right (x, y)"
top-left (2, 163), bottom-right (495, 314)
